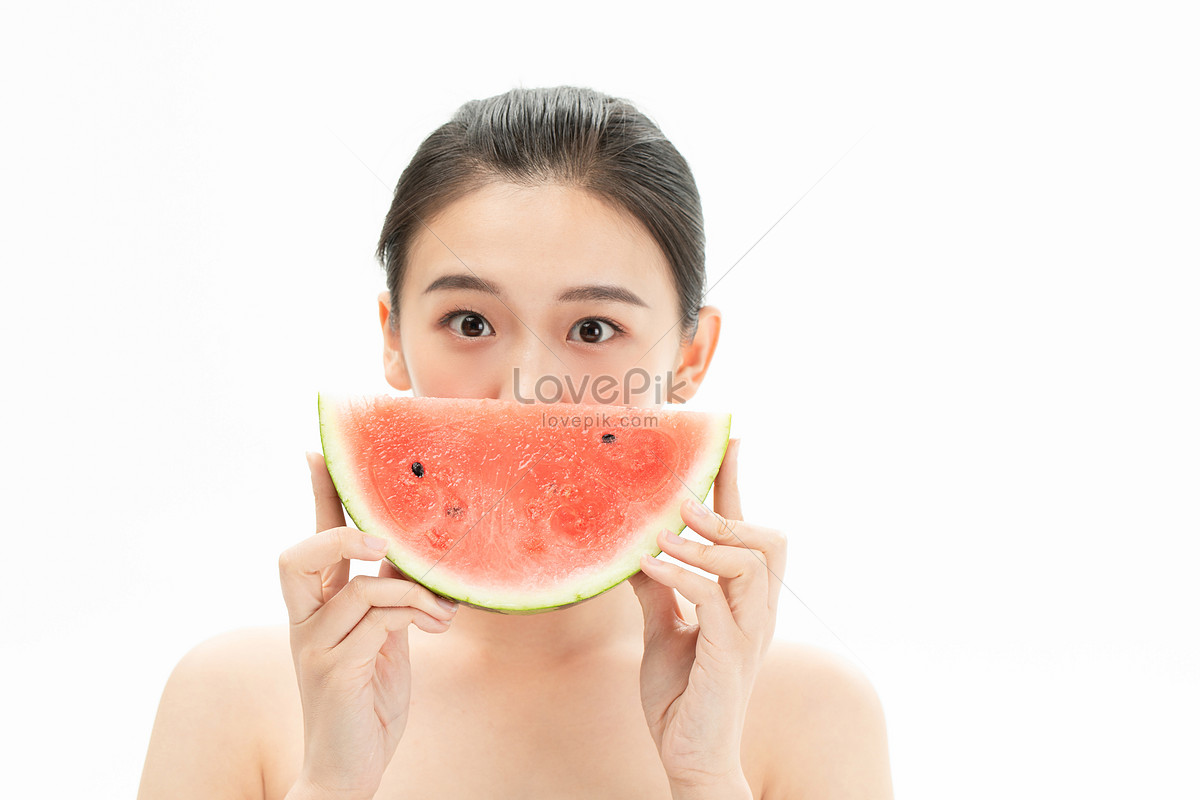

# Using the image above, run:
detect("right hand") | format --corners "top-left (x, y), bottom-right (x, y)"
top-left (279, 452), bottom-right (459, 800)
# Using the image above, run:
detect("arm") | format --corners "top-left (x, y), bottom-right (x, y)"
top-left (759, 643), bottom-right (893, 800)
top-left (137, 628), bottom-right (272, 800)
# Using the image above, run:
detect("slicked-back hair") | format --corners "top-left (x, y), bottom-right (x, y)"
top-left (376, 86), bottom-right (706, 342)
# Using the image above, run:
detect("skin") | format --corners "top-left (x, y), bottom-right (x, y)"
top-left (138, 181), bottom-right (894, 799)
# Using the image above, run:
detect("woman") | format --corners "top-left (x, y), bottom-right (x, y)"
top-left (138, 85), bottom-right (893, 799)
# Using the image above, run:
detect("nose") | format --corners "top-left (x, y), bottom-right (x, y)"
top-left (495, 336), bottom-right (566, 405)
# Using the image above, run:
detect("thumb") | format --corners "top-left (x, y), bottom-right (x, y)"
top-left (628, 564), bottom-right (683, 644)
top-left (308, 450), bottom-right (348, 534)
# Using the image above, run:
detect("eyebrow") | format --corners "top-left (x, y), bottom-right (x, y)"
top-left (423, 272), bottom-right (648, 307)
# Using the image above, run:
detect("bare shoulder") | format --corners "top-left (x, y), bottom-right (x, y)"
top-left (748, 641), bottom-right (894, 800)
top-left (160, 625), bottom-right (294, 710)
top-left (138, 625), bottom-right (294, 800)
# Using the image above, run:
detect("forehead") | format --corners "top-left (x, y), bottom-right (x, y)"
top-left (402, 182), bottom-right (673, 300)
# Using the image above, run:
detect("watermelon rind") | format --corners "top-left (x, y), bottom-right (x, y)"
top-left (318, 393), bottom-right (732, 615)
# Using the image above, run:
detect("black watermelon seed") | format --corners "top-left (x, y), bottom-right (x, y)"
top-left (411, 462), bottom-right (424, 477)
top-left (446, 506), bottom-right (463, 517)
top-left (601, 433), bottom-right (616, 443)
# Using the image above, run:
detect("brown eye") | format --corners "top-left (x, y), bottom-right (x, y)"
top-left (571, 318), bottom-right (615, 344)
top-left (446, 312), bottom-right (493, 338)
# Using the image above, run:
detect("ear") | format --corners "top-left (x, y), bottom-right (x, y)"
top-left (378, 291), bottom-right (413, 392)
top-left (670, 305), bottom-right (721, 404)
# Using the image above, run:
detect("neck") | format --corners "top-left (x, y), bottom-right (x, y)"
top-left (449, 579), bottom-right (646, 670)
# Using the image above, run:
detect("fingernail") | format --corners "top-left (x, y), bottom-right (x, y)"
top-left (436, 596), bottom-right (459, 612)
top-left (686, 498), bottom-right (708, 515)
top-left (365, 535), bottom-right (389, 551)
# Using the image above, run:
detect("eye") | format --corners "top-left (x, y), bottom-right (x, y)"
top-left (443, 310), bottom-right (494, 338)
top-left (569, 317), bottom-right (622, 345)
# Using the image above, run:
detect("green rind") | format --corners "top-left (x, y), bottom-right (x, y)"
top-left (318, 392), bottom-right (732, 615)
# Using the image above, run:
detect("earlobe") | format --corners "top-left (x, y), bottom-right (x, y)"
top-left (671, 305), bottom-right (721, 404)
top-left (378, 291), bottom-right (413, 392)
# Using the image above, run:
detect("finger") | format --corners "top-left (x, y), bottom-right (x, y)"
top-left (377, 627), bottom-right (411, 679)
top-left (305, 575), bottom-right (458, 647)
top-left (638, 554), bottom-right (739, 645)
top-left (627, 567), bottom-right (685, 646)
top-left (658, 529), bottom-right (766, 584)
top-left (279, 526), bottom-right (390, 624)
top-left (334, 605), bottom-right (451, 667)
top-left (308, 451), bottom-right (352, 599)
top-left (680, 498), bottom-right (788, 616)
top-left (374, 627), bottom-right (415, 727)
top-left (713, 438), bottom-right (742, 521)
top-left (657, 529), bottom-right (769, 632)
top-left (682, 496), bottom-right (780, 557)
top-left (309, 451), bottom-right (348, 533)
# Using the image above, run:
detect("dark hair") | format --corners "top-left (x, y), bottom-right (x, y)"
top-left (375, 86), bottom-right (706, 342)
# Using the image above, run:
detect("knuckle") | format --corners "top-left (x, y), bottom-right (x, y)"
top-left (699, 545), bottom-right (724, 571)
top-left (417, 586), bottom-right (442, 611)
top-left (751, 549), bottom-right (771, 574)
top-left (768, 528), bottom-right (787, 551)
top-left (376, 606), bottom-right (419, 631)
top-left (700, 580), bottom-right (724, 603)
top-left (717, 516), bottom-right (739, 539)
top-left (347, 574), bottom-right (371, 601)
top-left (277, 541), bottom-right (308, 575)
top-left (362, 606), bottom-right (388, 632)
top-left (737, 548), bottom-right (762, 570)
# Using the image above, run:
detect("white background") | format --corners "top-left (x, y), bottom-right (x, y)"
top-left (2, 1), bottom-right (1197, 797)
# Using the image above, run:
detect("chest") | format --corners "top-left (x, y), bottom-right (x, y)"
top-left (379, 674), bottom-right (676, 799)
top-left (265, 641), bottom-right (679, 799)
top-left (381, 690), bottom-right (672, 796)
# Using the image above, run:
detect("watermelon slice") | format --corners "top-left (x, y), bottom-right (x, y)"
top-left (318, 394), bottom-right (731, 614)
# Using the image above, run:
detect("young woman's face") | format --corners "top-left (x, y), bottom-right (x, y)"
top-left (379, 182), bottom-right (720, 408)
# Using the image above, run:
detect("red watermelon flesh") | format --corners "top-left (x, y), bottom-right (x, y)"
top-left (318, 394), bottom-right (732, 614)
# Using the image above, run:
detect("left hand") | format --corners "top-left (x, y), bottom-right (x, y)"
top-left (628, 438), bottom-right (788, 792)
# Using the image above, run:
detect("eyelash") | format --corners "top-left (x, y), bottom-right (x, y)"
top-left (436, 306), bottom-right (627, 340)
